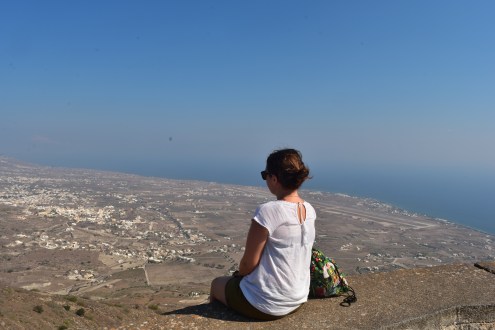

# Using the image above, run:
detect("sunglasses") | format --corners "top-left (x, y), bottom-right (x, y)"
top-left (261, 170), bottom-right (270, 180)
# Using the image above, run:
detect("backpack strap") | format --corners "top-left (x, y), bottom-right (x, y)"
top-left (335, 262), bottom-right (357, 307)
top-left (332, 261), bottom-right (357, 307)
top-left (340, 286), bottom-right (357, 307)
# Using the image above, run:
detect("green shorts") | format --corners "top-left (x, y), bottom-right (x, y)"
top-left (225, 276), bottom-right (300, 321)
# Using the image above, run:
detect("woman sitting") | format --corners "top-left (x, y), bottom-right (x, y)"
top-left (210, 148), bottom-right (316, 320)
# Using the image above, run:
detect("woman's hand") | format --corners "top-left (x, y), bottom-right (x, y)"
top-left (238, 220), bottom-right (269, 276)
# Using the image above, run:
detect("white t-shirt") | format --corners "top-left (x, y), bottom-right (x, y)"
top-left (239, 200), bottom-right (316, 316)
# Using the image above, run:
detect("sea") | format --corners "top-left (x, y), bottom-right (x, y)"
top-left (306, 166), bottom-right (495, 236)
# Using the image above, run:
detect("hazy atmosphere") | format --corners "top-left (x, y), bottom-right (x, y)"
top-left (1, 1), bottom-right (494, 233)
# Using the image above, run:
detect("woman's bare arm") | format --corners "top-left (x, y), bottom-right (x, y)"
top-left (238, 220), bottom-right (269, 276)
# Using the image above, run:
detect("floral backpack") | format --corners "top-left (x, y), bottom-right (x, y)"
top-left (309, 248), bottom-right (357, 306)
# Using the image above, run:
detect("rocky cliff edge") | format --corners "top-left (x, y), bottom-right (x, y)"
top-left (1, 262), bottom-right (494, 329)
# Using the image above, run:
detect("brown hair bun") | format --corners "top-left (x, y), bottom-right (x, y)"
top-left (266, 148), bottom-right (311, 190)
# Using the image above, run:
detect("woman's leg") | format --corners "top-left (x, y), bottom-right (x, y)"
top-left (209, 276), bottom-right (232, 305)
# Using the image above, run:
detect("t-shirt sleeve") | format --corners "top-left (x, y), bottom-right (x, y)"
top-left (252, 203), bottom-right (281, 235)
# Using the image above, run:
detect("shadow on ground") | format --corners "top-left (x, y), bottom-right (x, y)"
top-left (161, 301), bottom-right (265, 323)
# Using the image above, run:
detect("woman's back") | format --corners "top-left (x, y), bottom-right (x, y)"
top-left (240, 200), bottom-right (316, 316)
top-left (209, 148), bottom-right (314, 320)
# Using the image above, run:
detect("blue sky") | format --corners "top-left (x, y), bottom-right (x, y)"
top-left (2, 1), bottom-right (495, 183)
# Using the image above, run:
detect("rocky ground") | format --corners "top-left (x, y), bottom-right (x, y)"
top-left (1, 262), bottom-right (494, 329)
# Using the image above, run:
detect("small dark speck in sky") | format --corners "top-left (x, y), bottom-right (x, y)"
top-left (169, 137), bottom-right (173, 142)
